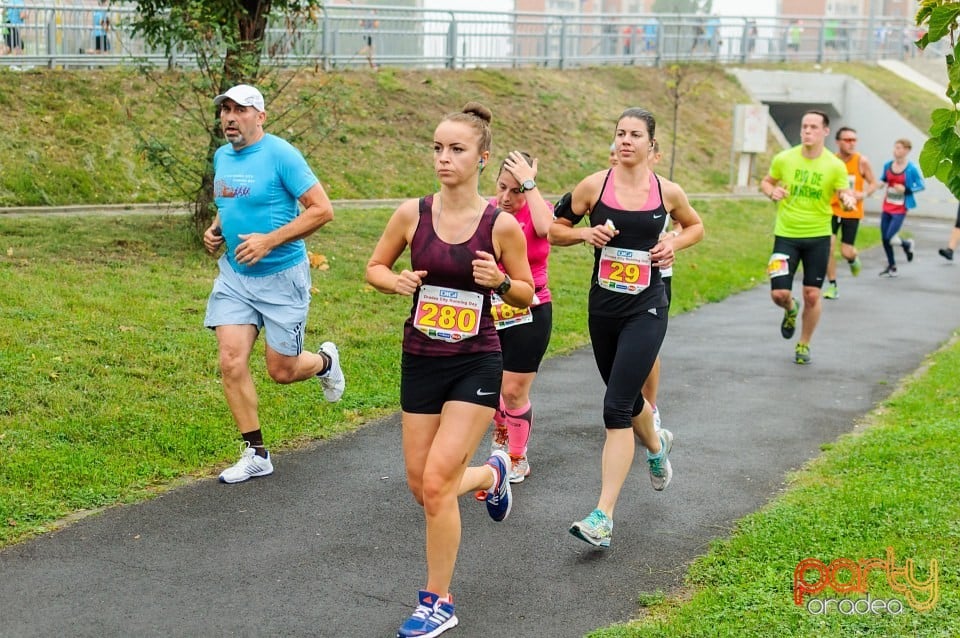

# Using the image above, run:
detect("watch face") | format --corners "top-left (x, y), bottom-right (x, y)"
top-left (522, 179), bottom-right (536, 192)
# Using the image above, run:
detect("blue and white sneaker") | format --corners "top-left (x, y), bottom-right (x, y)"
top-left (397, 590), bottom-right (458, 638)
top-left (569, 508), bottom-right (613, 547)
top-left (484, 450), bottom-right (512, 522)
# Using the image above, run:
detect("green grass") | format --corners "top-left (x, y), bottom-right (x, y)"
top-left (588, 336), bottom-right (960, 637)
top-left (0, 198), bottom-right (789, 546)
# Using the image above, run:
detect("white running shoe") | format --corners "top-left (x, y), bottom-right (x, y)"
top-left (652, 406), bottom-right (662, 432)
top-left (647, 429), bottom-right (673, 491)
top-left (508, 454), bottom-right (531, 484)
top-left (318, 342), bottom-right (345, 402)
top-left (219, 443), bottom-right (273, 484)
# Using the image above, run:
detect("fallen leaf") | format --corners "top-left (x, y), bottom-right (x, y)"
top-left (308, 251), bottom-right (329, 269)
top-left (6, 247), bottom-right (12, 256)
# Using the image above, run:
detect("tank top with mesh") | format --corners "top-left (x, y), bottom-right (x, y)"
top-left (403, 194), bottom-right (502, 355)
top-left (588, 169), bottom-right (668, 317)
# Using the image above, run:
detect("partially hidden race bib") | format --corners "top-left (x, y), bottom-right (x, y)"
top-left (767, 252), bottom-right (790, 278)
top-left (597, 246), bottom-right (651, 295)
top-left (886, 187), bottom-right (905, 205)
top-left (413, 285), bottom-right (483, 342)
top-left (490, 292), bottom-right (533, 330)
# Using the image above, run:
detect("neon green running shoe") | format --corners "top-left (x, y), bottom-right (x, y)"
top-left (823, 282), bottom-right (839, 300)
top-left (795, 342), bottom-right (811, 365)
top-left (849, 256), bottom-right (862, 276)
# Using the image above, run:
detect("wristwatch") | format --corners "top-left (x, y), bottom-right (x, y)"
top-left (519, 179), bottom-right (537, 193)
top-left (494, 274), bottom-right (512, 296)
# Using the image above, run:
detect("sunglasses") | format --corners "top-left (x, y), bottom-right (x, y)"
top-left (839, 137), bottom-right (857, 142)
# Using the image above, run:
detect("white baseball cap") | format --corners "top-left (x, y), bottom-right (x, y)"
top-left (213, 84), bottom-right (265, 112)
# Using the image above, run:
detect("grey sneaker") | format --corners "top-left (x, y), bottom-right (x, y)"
top-left (647, 429), bottom-right (674, 491)
top-left (219, 443), bottom-right (273, 484)
top-left (317, 342), bottom-right (345, 402)
top-left (569, 508), bottom-right (613, 548)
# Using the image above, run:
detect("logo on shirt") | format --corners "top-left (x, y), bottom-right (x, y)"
top-left (215, 177), bottom-right (253, 199)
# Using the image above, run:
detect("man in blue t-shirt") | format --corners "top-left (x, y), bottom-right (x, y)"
top-left (202, 84), bottom-right (345, 484)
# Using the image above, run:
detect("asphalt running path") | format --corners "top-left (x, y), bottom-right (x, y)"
top-left (3, 217), bottom-right (960, 637)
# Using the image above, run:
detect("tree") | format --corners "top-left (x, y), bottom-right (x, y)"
top-left (916, 1), bottom-right (960, 198)
top-left (651, 0), bottom-right (712, 13)
top-left (662, 64), bottom-right (710, 181)
top-left (117, 0), bottom-right (333, 235)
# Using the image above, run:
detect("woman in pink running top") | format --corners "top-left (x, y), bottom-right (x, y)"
top-left (549, 107), bottom-right (703, 549)
top-left (366, 102), bottom-right (534, 638)
top-left (484, 150), bottom-right (555, 484)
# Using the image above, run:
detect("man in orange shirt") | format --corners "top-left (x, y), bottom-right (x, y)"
top-left (823, 126), bottom-right (878, 300)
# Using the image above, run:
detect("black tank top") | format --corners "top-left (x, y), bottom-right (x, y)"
top-left (588, 170), bottom-right (668, 317)
top-left (403, 194), bottom-right (502, 355)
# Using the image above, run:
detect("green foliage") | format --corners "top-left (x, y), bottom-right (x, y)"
top-left (915, 1), bottom-right (960, 197)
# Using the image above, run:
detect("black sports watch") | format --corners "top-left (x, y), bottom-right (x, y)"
top-left (519, 179), bottom-right (537, 193)
top-left (494, 274), bottom-right (512, 296)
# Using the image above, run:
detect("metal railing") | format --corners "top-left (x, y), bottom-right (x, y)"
top-left (0, 3), bottom-right (926, 71)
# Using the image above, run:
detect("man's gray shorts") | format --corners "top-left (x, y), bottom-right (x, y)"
top-left (204, 255), bottom-right (311, 356)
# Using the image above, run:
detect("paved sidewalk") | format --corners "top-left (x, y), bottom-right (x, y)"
top-left (2, 218), bottom-right (960, 638)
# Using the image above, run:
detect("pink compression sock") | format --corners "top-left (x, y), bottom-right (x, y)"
top-left (504, 402), bottom-right (532, 457)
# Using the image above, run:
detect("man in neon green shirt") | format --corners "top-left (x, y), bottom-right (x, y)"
top-left (761, 110), bottom-right (855, 365)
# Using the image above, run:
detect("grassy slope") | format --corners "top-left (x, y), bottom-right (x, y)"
top-left (0, 62), bottom-right (940, 208)
top-left (0, 64), bottom-right (762, 206)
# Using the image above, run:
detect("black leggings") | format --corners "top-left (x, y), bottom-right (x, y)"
top-left (588, 307), bottom-right (668, 429)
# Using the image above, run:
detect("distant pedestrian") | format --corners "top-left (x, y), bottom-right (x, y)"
top-left (745, 20), bottom-right (758, 57)
top-left (549, 107), bottom-right (703, 549)
top-left (365, 102), bottom-right (534, 638)
top-left (878, 138), bottom-right (925, 277)
top-left (2, 0), bottom-right (25, 55)
top-left (93, 0), bottom-right (110, 54)
top-left (760, 110), bottom-right (855, 365)
top-left (359, 11), bottom-right (379, 69)
top-left (202, 84), bottom-right (344, 484)
top-left (938, 202), bottom-right (960, 261)
top-left (823, 126), bottom-right (878, 300)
